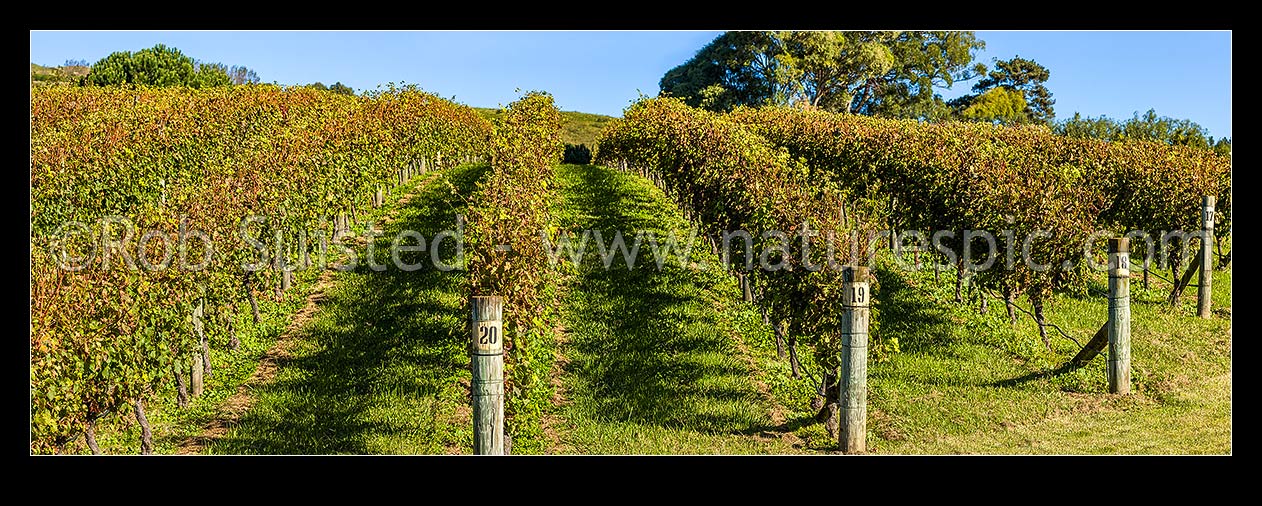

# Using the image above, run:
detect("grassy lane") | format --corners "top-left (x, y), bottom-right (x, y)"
top-left (74, 169), bottom-right (467, 455)
top-left (549, 164), bottom-right (806, 454)
top-left (205, 164), bottom-right (486, 454)
top-left (852, 260), bottom-right (1232, 454)
top-left (546, 165), bottom-right (1230, 455)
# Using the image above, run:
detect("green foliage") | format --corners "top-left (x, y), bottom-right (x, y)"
top-left (30, 84), bottom-right (493, 453)
top-left (659, 31), bottom-right (786, 112)
top-left (852, 31), bottom-right (986, 119)
top-left (304, 82), bottom-right (354, 95)
top-left (956, 87), bottom-right (1029, 125)
top-left (84, 44), bottom-right (222, 88)
top-left (661, 31), bottom-right (985, 119)
top-left (478, 108), bottom-right (613, 147)
top-left (775, 31), bottom-right (894, 109)
top-left (1053, 109), bottom-right (1232, 241)
top-left (328, 82), bottom-right (355, 96)
top-left (80, 45), bottom-right (258, 89)
top-left (594, 97), bottom-right (883, 377)
top-left (956, 56), bottom-right (1055, 124)
top-left (1056, 109), bottom-right (1231, 157)
top-left (730, 105), bottom-right (1229, 322)
top-left (465, 92), bottom-right (564, 451)
top-left (562, 143), bottom-right (592, 164)
top-left (193, 62), bottom-right (233, 88)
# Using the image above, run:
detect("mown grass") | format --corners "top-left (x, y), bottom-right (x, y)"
top-left (549, 164), bottom-right (805, 454)
top-left (205, 165), bottom-right (486, 454)
top-left (66, 165), bottom-right (484, 454)
top-left (549, 163), bottom-right (1230, 455)
top-left (838, 254), bottom-right (1232, 454)
top-left (73, 160), bottom-right (1231, 455)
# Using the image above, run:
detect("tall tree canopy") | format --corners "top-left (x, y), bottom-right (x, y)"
top-left (328, 82), bottom-right (355, 96)
top-left (659, 31), bottom-right (985, 119)
top-left (658, 31), bottom-right (785, 112)
top-left (306, 81), bottom-right (356, 95)
top-left (228, 65), bottom-right (261, 85)
top-left (81, 45), bottom-right (264, 89)
top-left (951, 56), bottom-right (1054, 124)
top-left (957, 87), bottom-right (1028, 125)
top-left (1055, 109), bottom-right (1231, 156)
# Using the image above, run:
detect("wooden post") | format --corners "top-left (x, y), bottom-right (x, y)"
top-left (1108, 238), bottom-right (1131, 395)
top-left (191, 355), bottom-right (204, 398)
top-left (888, 197), bottom-right (897, 250)
top-left (1198, 196), bottom-right (1215, 318)
top-left (191, 298), bottom-right (205, 397)
top-left (1068, 321), bottom-right (1110, 366)
top-left (470, 296), bottom-right (504, 455)
top-left (839, 266), bottom-right (870, 454)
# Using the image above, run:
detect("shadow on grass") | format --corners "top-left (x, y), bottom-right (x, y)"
top-left (987, 363), bottom-right (1081, 388)
top-left (871, 265), bottom-right (956, 355)
top-left (871, 263), bottom-right (1085, 391)
top-left (557, 165), bottom-right (778, 436)
top-left (208, 165), bottom-right (486, 455)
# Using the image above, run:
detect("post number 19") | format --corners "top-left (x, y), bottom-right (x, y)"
top-left (848, 283), bottom-right (868, 306)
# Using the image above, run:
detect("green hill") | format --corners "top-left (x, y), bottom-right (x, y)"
top-left (476, 107), bottom-right (614, 147)
top-left (31, 63), bottom-right (89, 86)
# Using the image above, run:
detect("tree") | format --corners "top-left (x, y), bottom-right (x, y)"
top-left (850, 31), bottom-right (986, 119)
top-left (1054, 109), bottom-right (1231, 156)
top-left (659, 31), bottom-right (786, 112)
top-left (658, 31), bottom-right (984, 119)
top-left (775, 31), bottom-right (896, 111)
top-left (328, 82), bottom-right (355, 96)
top-left (972, 56), bottom-right (1055, 123)
top-left (956, 87), bottom-right (1028, 125)
top-left (228, 65), bottom-right (260, 85)
top-left (1055, 112), bottom-right (1120, 139)
top-left (83, 44), bottom-right (232, 89)
top-left (192, 61), bottom-right (233, 88)
top-left (303, 81), bottom-right (355, 96)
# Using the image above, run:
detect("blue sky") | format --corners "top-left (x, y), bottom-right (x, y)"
top-left (30, 30), bottom-right (1231, 138)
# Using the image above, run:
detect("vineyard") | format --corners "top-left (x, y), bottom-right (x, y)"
top-left (30, 86), bottom-right (1231, 455)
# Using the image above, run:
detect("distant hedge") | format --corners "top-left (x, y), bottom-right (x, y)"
top-left (562, 143), bottom-right (592, 164)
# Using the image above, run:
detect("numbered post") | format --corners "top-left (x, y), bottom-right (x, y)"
top-left (1198, 196), bottom-right (1215, 318)
top-left (1108, 238), bottom-right (1131, 395)
top-left (470, 296), bottom-right (504, 455)
top-left (839, 266), bottom-right (870, 454)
